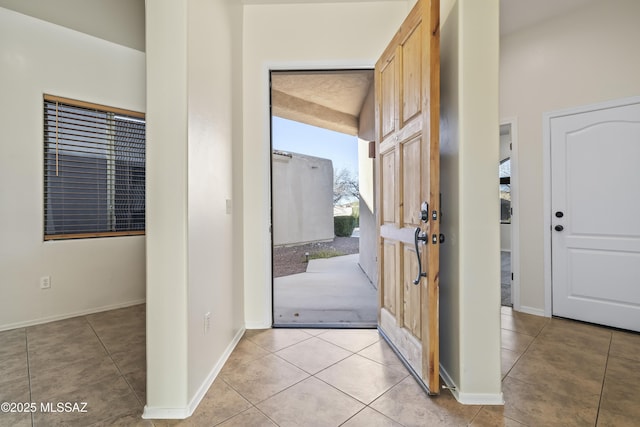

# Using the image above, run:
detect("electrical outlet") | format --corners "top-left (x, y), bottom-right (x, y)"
top-left (40, 276), bottom-right (51, 289)
top-left (204, 312), bottom-right (211, 334)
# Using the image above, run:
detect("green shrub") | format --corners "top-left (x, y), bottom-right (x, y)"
top-left (334, 215), bottom-right (356, 237)
top-left (351, 204), bottom-right (360, 227)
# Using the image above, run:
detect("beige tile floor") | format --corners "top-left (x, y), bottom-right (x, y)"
top-left (0, 304), bottom-right (639, 426)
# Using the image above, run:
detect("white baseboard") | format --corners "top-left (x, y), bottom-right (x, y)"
top-left (245, 321), bottom-right (271, 329)
top-left (440, 364), bottom-right (504, 405)
top-left (141, 406), bottom-right (190, 420)
top-left (186, 327), bottom-right (245, 416)
top-left (143, 327), bottom-right (246, 420)
top-left (456, 391), bottom-right (504, 405)
top-left (518, 305), bottom-right (547, 317)
top-left (0, 299), bottom-right (146, 332)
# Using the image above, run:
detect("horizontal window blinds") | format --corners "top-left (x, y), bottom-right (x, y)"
top-left (43, 95), bottom-right (145, 240)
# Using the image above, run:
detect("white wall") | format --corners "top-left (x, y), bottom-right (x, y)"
top-left (439, 0), bottom-right (502, 402)
top-left (145, 0), bottom-right (244, 418)
top-left (0, 7), bottom-right (146, 331)
top-left (500, 0), bottom-right (640, 313)
top-left (0, 0), bottom-right (145, 52)
top-left (272, 153), bottom-right (334, 246)
top-left (186, 0), bottom-right (244, 406)
top-left (242, 0), bottom-right (412, 328)
top-left (145, 0), bottom-right (189, 414)
top-left (358, 87), bottom-right (377, 285)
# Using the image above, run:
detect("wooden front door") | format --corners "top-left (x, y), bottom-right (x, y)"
top-left (375, 0), bottom-right (440, 394)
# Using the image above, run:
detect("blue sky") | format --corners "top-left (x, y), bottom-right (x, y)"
top-left (271, 116), bottom-right (359, 175)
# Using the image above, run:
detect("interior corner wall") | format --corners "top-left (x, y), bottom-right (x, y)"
top-left (145, 0), bottom-right (189, 415)
top-left (439, 0), bottom-right (462, 393)
top-left (500, 0), bottom-right (640, 313)
top-left (146, 0), bottom-right (244, 418)
top-left (186, 0), bottom-right (244, 404)
top-left (0, 7), bottom-right (146, 331)
top-left (242, 0), bottom-right (413, 328)
top-left (439, 0), bottom-right (502, 402)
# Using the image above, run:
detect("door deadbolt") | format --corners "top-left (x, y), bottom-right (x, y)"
top-left (420, 202), bottom-right (429, 222)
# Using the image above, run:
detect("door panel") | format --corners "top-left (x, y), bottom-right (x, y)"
top-left (402, 137), bottom-right (422, 225)
top-left (383, 240), bottom-right (398, 315)
top-left (402, 25), bottom-right (422, 124)
top-left (375, 0), bottom-right (440, 394)
top-left (381, 151), bottom-right (396, 223)
top-left (403, 244), bottom-right (421, 337)
top-left (380, 59), bottom-right (397, 139)
top-left (551, 101), bottom-right (640, 332)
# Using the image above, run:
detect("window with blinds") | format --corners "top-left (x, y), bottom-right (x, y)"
top-left (43, 95), bottom-right (145, 240)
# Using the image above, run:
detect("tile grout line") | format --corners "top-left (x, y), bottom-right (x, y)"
top-left (307, 348), bottom-right (412, 423)
top-left (24, 328), bottom-right (34, 427)
top-left (240, 330), bottom-right (407, 426)
top-left (465, 405), bottom-right (486, 426)
top-left (85, 315), bottom-right (146, 411)
top-left (219, 353), bottom-right (312, 406)
top-left (594, 332), bottom-right (613, 426)
top-left (499, 317), bottom-right (544, 381)
top-left (243, 330), bottom-right (315, 353)
top-left (218, 363), bottom-right (301, 427)
top-left (224, 335), bottom-right (394, 426)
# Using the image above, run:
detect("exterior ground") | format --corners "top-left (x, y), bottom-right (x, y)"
top-left (272, 237), bottom-right (359, 277)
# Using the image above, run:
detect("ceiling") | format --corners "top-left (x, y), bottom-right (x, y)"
top-left (271, 0), bottom-right (600, 136)
top-left (271, 70), bottom-right (374, 136)
top-left (500, 0), bottom-right (598, 36)
top-left (0, 0), bottom-right (600, 55)
top-left (0, 0), bottom-right (600, 135)
top-left (0, 0), bottom-right (145, 51)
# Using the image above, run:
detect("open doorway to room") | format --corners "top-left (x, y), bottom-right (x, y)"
top-left (500, 122), bottom-right (513, 306)
top-left (270, 70), bottom-right (377, 328)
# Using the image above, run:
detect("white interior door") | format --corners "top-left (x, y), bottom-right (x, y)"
top-left (551, 100), bottom-right (640, 332)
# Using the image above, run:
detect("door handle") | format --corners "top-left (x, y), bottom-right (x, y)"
top-left (413, 227), bottom-right (428, 285)
top-left (554, 225), bottom-right (564, 232)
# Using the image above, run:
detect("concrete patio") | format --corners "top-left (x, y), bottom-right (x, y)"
top-left (273, 254), bottom-right (377, 327)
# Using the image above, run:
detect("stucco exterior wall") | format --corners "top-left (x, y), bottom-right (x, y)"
top-left (272, 152), bottom-right (334, 246)
top-left (357, 85), bottom-right (377, 287)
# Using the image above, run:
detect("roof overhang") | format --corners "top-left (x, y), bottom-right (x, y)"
top-left (271, 70), bottom-right (374, 136)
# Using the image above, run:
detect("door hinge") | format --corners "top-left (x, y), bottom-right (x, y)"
top-left (511, 272), bottom-right (514, 280)
top-left (510, 142), bottom-right (512, 151)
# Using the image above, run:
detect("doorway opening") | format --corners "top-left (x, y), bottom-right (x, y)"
top-left (500, 123), bottom-right (513, 307)
top-left (270, 69), bottom-right (377, 328)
